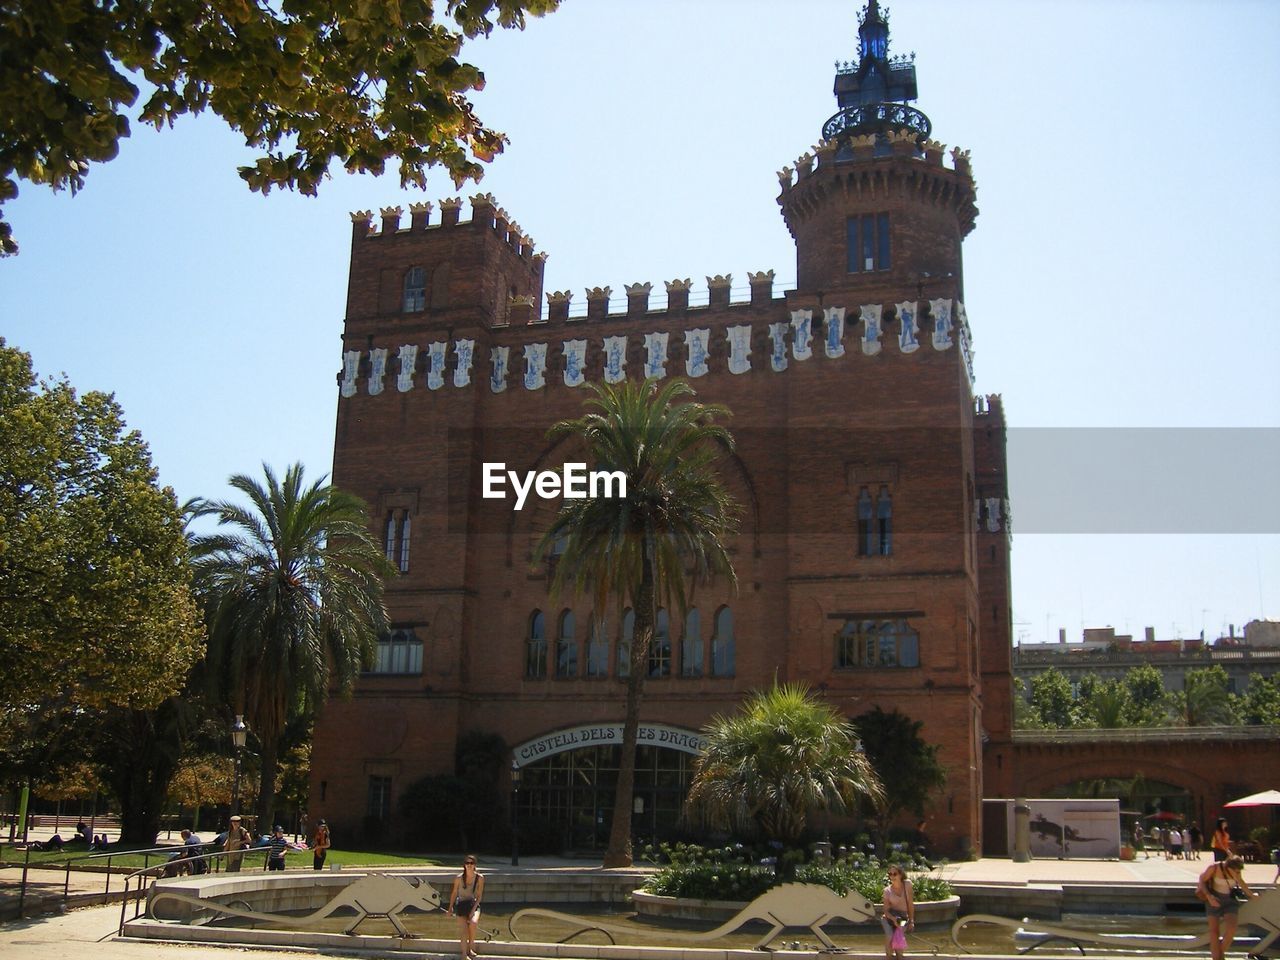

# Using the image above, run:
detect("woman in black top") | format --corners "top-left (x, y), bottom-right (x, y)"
top-left (446, 855), bottom-right (485, 959)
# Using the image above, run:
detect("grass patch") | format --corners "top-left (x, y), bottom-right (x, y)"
top-left (0, 842), bottom-right (440, 871)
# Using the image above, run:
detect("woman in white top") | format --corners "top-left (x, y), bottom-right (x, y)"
top-left (446, 854), bottom-right (485, 959)
top-left (881, 864), bottom-right (915, 960)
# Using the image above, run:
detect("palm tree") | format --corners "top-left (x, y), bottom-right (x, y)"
top-left (191, 463), bottom-right (390, 829)
top-left (686, 682), bottom-right (883, 849)
top-left (539, 378), bottom-right (738, 867)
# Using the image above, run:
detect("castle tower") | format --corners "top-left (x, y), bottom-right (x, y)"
top-left (779, 1), bottom-right (977, 302)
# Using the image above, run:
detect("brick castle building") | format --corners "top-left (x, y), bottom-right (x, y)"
top-left (311, 1), bottom-right (1013, 856)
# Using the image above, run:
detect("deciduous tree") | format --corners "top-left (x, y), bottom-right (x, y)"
top-left (0, 0), bottom-right (559, 254)
top-left (0, 339), bottom-right (203, 739)
top-left (853, 706), bottom-right (947, 826)
top-left (1236, 674), bottom-right (1280, 726)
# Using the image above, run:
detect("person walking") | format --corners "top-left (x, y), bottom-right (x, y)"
top-left (266, 824), bottom-right (289, 871)
top-left (1211, 818), bottom-right (1231, 863)
top-left (1198, 855), bottom-right (1256, 960)
top-left (881, 864), bottom-right (915, 960)
top-left (1188, 822), bottom-right (1203, 859)
top-left (311, 819), bottom-right (331, 871)
top-left (446, 855), bottom-right (485, 960)
top-left (1171, 825), bottom-right (1184, 860)
top-left (1132, 822), bottom-right (1148, 859)
top-left (223, 815), bottom-right (251, 872)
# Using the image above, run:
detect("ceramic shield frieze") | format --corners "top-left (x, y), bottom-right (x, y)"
top-left (340, 350), bottom-right (360, 398)
top-left (396, 344), bottom-right (418, 392)
top-left (859, 305), bottom-right (882, 356)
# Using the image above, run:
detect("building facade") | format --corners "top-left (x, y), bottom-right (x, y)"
top-left (1013, 624), bottom-right (1280, 700)
top-left (311, 2), bottom-right (1013, 856)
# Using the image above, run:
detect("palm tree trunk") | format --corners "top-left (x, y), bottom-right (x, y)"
top-left (603, 540), bottom-right (656, 868)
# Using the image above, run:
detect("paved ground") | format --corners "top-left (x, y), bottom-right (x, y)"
top-left (2, 855), bottom-right (1277, 959)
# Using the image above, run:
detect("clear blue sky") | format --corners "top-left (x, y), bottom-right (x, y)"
top-left (3, 0), bottom-right (1278, 646)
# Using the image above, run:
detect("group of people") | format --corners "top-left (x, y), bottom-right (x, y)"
top-left (1132, 820), bottom-right (1203, 859)
top-left (28, 821), bottom-right (110, 852)
top-left (218, 816), bottom-right (331, 871)
top-left (160, 816), bottom-right (332, 875)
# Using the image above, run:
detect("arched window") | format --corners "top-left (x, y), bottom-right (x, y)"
top-left (369, 628), bottom-right (423, 675)
top-left (525, 610), bottom-right (546, 679)
top-left (586, 615), bottom-right (609, 678)
top-left (711, 606), bottom-right (735, 677)
top-left (384, 512), bottom-right (397, 562)
top-left (617, 608), bottom-right (634, 678)
top-left (398, 513), bottom-right (411, 573)
top-left (835, 619), bottom-right (919, 669)
top-left (649, 608), bottom-right (671, 678)
top-left (876, 487), bottom-right (892, 556)
top-left (402, 266), bottom-right (426, 312)
top-left (556, 610), bottom-right (577, 679)
top-left (681, 607), bottom-right (702, 678)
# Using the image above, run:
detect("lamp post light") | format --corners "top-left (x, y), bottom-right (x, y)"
top-left (510, 759), bottom-right (522, 867)
top-left (230, 715), bottom-right (248, 817)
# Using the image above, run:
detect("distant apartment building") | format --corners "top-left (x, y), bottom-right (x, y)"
top-left (1012, 620), bottom-right (1280, 698)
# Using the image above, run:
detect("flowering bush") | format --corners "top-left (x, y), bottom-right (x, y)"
top-left (639, 842), bottom-right (953, 904)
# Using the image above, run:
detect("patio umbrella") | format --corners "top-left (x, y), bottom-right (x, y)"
top-left (1224, 789), bottom-right (1280, 808)
top-left (1145, 811), bottom-right (1183, 821)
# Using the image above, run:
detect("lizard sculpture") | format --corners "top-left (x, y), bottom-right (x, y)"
top-left (150, 873), bottom-right (441, 936)
top-left (953, 889), bottom-right (1280, 957)
top-left (511, 882), bottom-right (877, 951)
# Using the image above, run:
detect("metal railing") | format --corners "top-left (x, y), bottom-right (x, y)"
top-left (116, 847), bottom-right (285, 935)
top-left (822, 102), bottom-right (932, 141)
top-left (3, 840), bottom-right (278, 919)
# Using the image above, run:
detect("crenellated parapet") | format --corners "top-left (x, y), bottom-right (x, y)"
top-left (776, 137), bottom-right (979, 239)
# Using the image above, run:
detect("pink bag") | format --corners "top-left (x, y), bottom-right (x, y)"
top-left (890, 924), bottom-right (908, 951)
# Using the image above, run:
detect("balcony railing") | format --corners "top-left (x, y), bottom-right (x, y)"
top-left (822, 102), bottom-right (932, 141)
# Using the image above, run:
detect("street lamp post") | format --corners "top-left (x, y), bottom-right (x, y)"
top-left (230, 715), bottom-right (248, 817)
top-left (510, 760), bottom-right (522, 867)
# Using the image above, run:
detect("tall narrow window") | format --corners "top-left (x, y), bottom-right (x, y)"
top-left (586, 615), bottom-right (609, 678)
top-left (876, 487), bottom-right (892, 556)
top-left (556, 610), bottom-right (578, 679)
top-left (398, 513), bottom-right (411, 573)
top-left (846, 214), bottom-right (891, 272)
top-left (403, 266), bottom-right (426, 312)
top-left (367, 775), bottom-right (392, 820)
top-left (857, 488), bottom-right (874, 556)
top-left (384, 512), bottom-right (397, 563)
top-left (649, 608), bottom-right (671, 678)
top-left (711, 606), bottom-right (735, 677)
top-left (525, 610), bottom-right (546, 679)
top-left (681, 607), bottom-right (702, 678)
top-left (617, 608), bottom-right (634, 678)
top-left (547, 532), bottom-right (567, 576)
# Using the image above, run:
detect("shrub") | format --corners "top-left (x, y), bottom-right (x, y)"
top-left (641, 843), bottom-right (953, 904)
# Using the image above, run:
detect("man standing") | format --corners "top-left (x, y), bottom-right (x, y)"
top-left (267, 825), bottom-right (289, 871)
top-left (223, 815), bottom-right (251, 872)
top-left (311, 819), bottom-right (331, 871)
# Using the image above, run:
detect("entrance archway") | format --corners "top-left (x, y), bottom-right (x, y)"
top-left (512, 724), bottom-right (705, 851)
